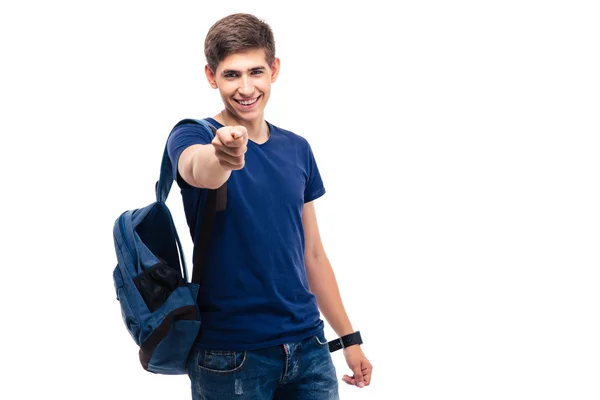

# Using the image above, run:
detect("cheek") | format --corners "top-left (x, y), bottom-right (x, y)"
top-left (256, 80), bottom-right (272, 94)
top-left (217, 84), bottom-right (236, 98)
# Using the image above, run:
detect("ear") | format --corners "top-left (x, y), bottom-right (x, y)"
top-left (205, 65), bottom-right (218, 89)
top-left (270, 58), bottom-right (281, 83)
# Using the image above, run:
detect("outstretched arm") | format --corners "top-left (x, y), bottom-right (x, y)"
top-left (302, 201), bottom-right (373, 388)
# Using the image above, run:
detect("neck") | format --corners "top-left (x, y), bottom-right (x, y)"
top-left (219, 110), bottom-right (269, 144)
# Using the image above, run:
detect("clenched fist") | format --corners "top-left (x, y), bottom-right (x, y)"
top-left (212, 125), bottom-right (248, 171)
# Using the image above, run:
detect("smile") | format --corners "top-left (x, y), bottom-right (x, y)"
top-left (234, 96), bottom-right (260, 106)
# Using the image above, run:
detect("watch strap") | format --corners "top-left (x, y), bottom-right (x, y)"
top-left (328, 331), bottom-right (362, 353)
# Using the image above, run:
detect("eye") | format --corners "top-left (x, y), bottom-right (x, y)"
top-left (224, 72), bottom-right (238, 78)
top-left (251, 70), bottom-right (263, 75)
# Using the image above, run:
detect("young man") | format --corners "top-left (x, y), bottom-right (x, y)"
top-left (168, 13), bottom-right (372, 399)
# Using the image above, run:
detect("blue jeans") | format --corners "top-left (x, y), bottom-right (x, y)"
top-left (186, 330), bottom-right (339, 399)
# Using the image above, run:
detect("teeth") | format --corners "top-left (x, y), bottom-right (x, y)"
top-left (238, 98), bottom-right (257, 106)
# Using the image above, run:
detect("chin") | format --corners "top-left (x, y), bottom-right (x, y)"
top-left (231, 106), bottom-right (264, 122)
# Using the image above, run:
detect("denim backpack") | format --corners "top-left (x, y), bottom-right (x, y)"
top-left (112, 118), bottom-right (221, 374)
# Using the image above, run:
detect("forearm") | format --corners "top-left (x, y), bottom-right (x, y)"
top-left (181, 144), bottom-right (231, 189)
top-left (306, 253), bottom-right (354, 337)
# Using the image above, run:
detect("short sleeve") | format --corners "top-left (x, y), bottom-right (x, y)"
top-left (167, 121), bottom-right (214, 188)
top-left (304, 142), bottom-right (326, 203)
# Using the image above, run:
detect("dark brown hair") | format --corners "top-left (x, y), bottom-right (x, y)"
top-left (204, 13), bottom-right (276, 73)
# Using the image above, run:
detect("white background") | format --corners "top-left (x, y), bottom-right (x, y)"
top-left (1, 0), bottom-right (599, 399)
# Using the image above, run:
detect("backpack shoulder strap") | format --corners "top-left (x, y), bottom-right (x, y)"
top-left (154, 118), bottom-right (222, 285)
top-left (192, 186), bottom-right (218, 284)
top-left (183, 120), bottom-right (223, 285)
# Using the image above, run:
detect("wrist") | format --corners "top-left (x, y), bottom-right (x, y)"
top-left (343, 344), bottom-right (362, 355)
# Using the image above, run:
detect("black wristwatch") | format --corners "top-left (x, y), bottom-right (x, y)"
top-left (328, 331), bottom-right (362, 353)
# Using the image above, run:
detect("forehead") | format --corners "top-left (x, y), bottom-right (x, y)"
top-left (216, 48), bottom-right (270, 72)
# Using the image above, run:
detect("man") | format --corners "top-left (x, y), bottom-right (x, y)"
top-left (167, 13), bottom-right (372, 399)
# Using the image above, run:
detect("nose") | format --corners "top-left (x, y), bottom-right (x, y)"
top-left (238, 75), bottom-right (253, 97)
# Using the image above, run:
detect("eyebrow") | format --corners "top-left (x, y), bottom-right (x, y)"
top-left (221, 66), bottom-right (266, 75)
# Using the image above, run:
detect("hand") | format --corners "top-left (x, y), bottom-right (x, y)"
top-left (342, 345), bottom-right (373, 388)
top-left (212, 125), bottom-right (248, 171)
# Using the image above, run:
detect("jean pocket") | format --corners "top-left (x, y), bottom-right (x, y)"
top-left (313, 331), bottom-right (330, 348)
top-left (197, 350), bottom-right (246, 374)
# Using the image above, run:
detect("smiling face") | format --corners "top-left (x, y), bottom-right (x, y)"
top-left (206, 48), bottom-right (280, 125)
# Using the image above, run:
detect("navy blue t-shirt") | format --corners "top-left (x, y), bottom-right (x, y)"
top-left (167, 117), bottom-right (326, 351)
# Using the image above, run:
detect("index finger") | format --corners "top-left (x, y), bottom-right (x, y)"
top-left (217, 128), bottom-right (244, 147)
top-left (231, 130), bottom-right (243, 139)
